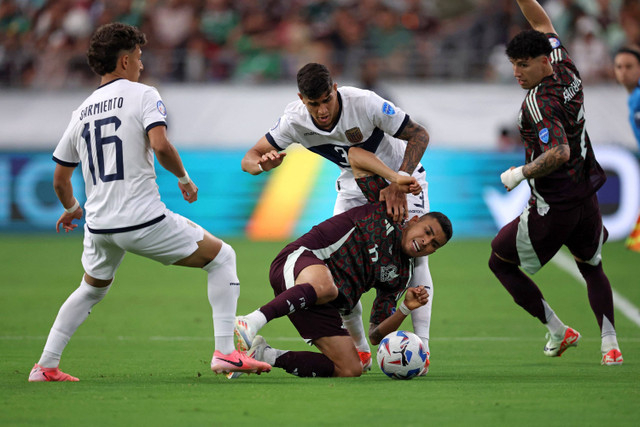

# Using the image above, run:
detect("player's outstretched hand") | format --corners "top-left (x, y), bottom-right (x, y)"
top-left (258, 150), bottom-right (287, 172)
top-left (404, 286), bottom-right (429, 310)
top-left (380, 183), bottom-right (409, 223)
top-left (56, 207), bottom-right (83, 233)
top-left (179, 180), bottom-right (198, 203)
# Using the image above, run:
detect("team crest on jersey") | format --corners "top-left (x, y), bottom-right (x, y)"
top-left (382, 102), bottom-right (395, 116)
top-left (380, 265), bottom-right (399, 283)
top-left (548, 37), bottom-right (561, 49)
top-left (157, 101), bottom-right (167, 116)
top-left (539, 127), bottom-right (550, 144)
top-left (345, 127), bottom-right (363, 143)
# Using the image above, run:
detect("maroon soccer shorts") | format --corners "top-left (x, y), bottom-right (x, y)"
top-left (269, 247), bottom-right (350, 342)
top-left (491, 194), bottom-right (608, 274)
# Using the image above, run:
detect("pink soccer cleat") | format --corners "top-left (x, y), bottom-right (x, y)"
top-left (210, 350), bottom-right (271, 375)
top-left (601, 348), bottom-right (623, 366)
top-left (417, 352), bottom-right (430, 376)
top-left (358, 351), bottom-right (372, 372)
top-left (28, 364), bottom-right (79, 382)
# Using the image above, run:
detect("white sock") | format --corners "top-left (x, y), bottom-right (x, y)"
top-left (411, 255), bottom-right (433, 353)
top-left (38, 279), bottom-right (110, 368)
top-left (542, 299), bottom-right (566, 337)
top-left (246, 309), bottom-right (268, 331)
top-left (203, 242), bottom-right (240, 355)
top-left (600, 315), bottom-right (619, 353)
top-left (341, 300), bottom-right (370, 353)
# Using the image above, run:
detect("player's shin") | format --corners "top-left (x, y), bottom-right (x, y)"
top-left (38, 279), bottom-right (110, 368)
top-left (259, 283), bottom-right (318, 321)
top-left (341, 300), bottom-right (370, 353)
top-left (411, 255), bottom-right (433, 352)
top-left (204, 241), bottom-right (239, 355)
top-left (410, 304), bottom-right (431, 353)
top-left (274, 351), bottom-right (335, 377)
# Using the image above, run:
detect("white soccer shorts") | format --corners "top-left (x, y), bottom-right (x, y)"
top-left (81, 210), bottom-right (204, 280)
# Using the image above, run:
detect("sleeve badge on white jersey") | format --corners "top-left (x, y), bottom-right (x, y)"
top-left (382, 102), bottom-right (396, 116)
top-left (157, 100), bottom-right (167, 116)
top-left (345, 127), bottom-right (363, 143)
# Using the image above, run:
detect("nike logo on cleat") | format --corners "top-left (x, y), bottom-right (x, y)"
top-left (217, 358), bottom-right (244, 367)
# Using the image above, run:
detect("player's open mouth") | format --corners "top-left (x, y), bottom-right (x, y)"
top-left (412, 240), bottom-right (421, 252)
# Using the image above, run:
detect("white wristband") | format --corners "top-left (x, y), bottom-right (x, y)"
top-left (398, 171), bottom-right (410, 177)
top-left (500, 166), bottom-right (525, 190)
top-left (398, 301), bottom-right (412, 316)
top-left (64, 198), bottom-right (80, 214)
top-left (178, 173), bottom-right (191, 184)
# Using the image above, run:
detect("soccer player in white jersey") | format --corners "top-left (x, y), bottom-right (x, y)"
top-left (28, 22), bottom-right (271, 382)
top-left (241, 63), bottom-right (433, 373)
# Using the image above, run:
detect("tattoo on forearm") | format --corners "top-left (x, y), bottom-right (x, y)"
top-left (352, 169), bottom-right (370, 179)
top-left (396, 120), bottom-right (429, 173)
top-left (523, 144), bottom-right (569, 178)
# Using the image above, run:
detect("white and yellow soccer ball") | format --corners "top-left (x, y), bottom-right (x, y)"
top-left (376, 330), bottom-right (427, 380)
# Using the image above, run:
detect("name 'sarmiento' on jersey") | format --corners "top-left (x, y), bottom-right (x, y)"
top-left (79, 97), bottom-right (124, 120)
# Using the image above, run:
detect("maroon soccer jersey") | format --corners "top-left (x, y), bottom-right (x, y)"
top-left (277, 175), bottom-right (413, 325)
top-left (517, 34), bottom-right (606, 209)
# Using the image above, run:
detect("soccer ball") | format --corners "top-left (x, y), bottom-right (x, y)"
top-left (376, 330), bottom-right (427, 380)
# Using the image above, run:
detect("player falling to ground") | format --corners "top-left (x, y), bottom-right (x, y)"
top-left (613, 47), bottom-right (640, 252)
top-left (489, 0), bottom-right (622, 366)
top-left (232, 147), bottom-right (452, 378)
top-left (241, 62), bottom-right (434, 372)
top-left (28, 23), bottom-right (270, 382)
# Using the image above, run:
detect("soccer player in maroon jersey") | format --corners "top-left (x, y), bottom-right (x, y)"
top-left (231, 147), bottom-right (452, 377)
top-left (489, 0), bottom-right (623, 366)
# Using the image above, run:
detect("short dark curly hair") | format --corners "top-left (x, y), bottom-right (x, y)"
top-left (297, 63), bottom-right (333, 99)
top-left (506, 29), bottom-right (552, 60)
top-left (87, 22), bottom-right (146, 76)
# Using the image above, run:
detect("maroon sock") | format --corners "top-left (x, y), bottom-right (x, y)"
top-left (577, 261), bottom-right (614, 331)
top-left (489, 252), bottom-right (546, 323)
top-left (274, 351), bottom-right (335, 377)
top-left (259, 283), bottom-right (317, 322)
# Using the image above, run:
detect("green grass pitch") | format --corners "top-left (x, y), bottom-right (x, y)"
top-left (0, 235), bottom-right (638, 426)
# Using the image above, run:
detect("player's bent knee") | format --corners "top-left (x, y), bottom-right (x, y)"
top-left (334, 363), bottom-right (363, 377)
top-left (313, 282), bottom-right (339, 304)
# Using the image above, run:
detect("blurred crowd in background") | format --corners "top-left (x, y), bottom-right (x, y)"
top-left (1, 0), bottom-right (639, 89)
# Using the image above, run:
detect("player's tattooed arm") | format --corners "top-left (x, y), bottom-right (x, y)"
top-left (523, 144), bottom-right (570, 178)
top-left (395, 119), bottom-right (429, 174)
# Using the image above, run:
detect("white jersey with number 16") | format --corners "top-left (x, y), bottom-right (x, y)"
top-left (53, 78), bottom-right (168, 232)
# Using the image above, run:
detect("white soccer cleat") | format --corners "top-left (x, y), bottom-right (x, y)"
top-left (543, 327), bottom-right (581, 357)
top-left (234, 316), bottom-right (258, 352)
top-left (227, 335), bottom-right (271, 379)
top-left (601, 348), bottom-right (623, 366)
